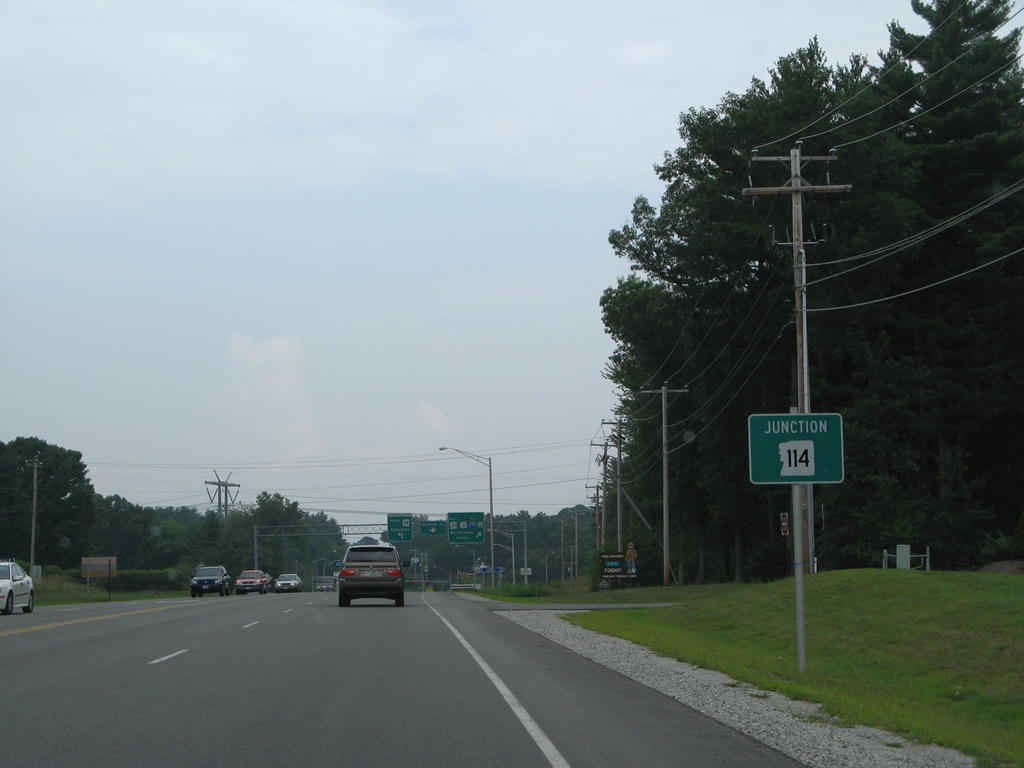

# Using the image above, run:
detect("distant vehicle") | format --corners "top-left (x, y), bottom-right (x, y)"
top-left (191, 565), bottom-right (232, 597)
top-left (0, 560), bottom-right (34, 614)
top-left (274, 573), bottom-right (303, 593)
top-left (235, 569), bottom-right (270, 594)
top-left (314, 576), bottom-right (336, 592)
top-left (337, 544), bottom-right (408, 607)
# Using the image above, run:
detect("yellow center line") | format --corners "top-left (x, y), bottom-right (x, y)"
top-left (0, 601), bottom-right (199, 637)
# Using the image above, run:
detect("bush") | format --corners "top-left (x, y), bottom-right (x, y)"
top-left (503, 582), bottom-right (552, 598)
top-left (979, 531), bottom-right (1021, 563)
top-left (104, 569), bottom-right (186, 591)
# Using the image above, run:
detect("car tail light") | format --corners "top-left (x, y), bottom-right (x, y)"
top-left (386, 568), bottom-right (402, 577)
top-left (341, 569), bottom-right (356, 577)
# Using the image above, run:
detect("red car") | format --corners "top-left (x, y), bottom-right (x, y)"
top-left (235, 569), bottom-right (270, 594)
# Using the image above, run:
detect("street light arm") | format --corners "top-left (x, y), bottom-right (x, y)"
top-left (440, 445), bottom-right (496, 588)
top-left (439, 446), bottom-right (490, 468)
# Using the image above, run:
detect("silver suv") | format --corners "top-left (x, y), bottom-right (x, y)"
top-left (337, 545), bottom-right (407, 607)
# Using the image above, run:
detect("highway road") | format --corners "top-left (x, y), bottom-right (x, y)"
top-left (1, 591), bottom-right (806, 767)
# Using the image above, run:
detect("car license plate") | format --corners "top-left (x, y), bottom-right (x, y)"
top-left (203, 585), bottom-right (210, 590)
top-left (364, 569), bottom-right (377, 576)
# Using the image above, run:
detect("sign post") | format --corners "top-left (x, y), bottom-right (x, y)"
top-left (81, 557), bottom-right (118, 601)
top-left (749, 413), bottom-right (845, 676)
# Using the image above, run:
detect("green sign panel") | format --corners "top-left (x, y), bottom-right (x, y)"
top-left (420, 520), bottom-right (445, 536)
top-left (748, 413), bottom-right (844, 485)
top-left (387, 514), bottom-right (414, 542)
top-left (447, 512), bottom-right (485, 544)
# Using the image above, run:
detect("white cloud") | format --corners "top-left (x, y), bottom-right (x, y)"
top-left (224, 333), bottom-right (319, 457)
top-left (417, 403), bottom-right (456, 434)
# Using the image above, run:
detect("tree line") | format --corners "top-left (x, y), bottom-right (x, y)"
top-left (599, 0), bottom-right (1024, 582)
top-left (0, 436), bottom-right (597, 586)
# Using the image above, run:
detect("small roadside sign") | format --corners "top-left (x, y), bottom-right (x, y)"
top-left (600, 552), bottom-right (636, 580)
top-left (780, 512), bottom-right (790, 536)
top-left (81, 557), bottom-right (118, 578)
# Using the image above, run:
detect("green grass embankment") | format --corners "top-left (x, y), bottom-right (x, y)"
top-left (488, 570), bottom-right (1023, 767)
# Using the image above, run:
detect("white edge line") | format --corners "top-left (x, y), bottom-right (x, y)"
top-left (423, 596), bottom-right (571, 768)
top-left (242, 621), bottom-right (260, 628)
top-left (148, 649), bottom-right (188, 665)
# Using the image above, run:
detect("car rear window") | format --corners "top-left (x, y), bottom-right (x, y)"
top-left (196, 567), bottom-right (221, 577)
top-left (345, 548), bottom-right (399, 564)
top-left (240, 571), bottom-right (260, 578)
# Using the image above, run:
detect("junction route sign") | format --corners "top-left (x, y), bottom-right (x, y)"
top-left (748, 413), bottom-right (845, 485)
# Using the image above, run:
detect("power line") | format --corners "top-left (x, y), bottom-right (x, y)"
top-left (833, 52), bottom-right (1024, 151)
top-left (752, 0), bottom-right (973, 151)
top-left (807, 176), bottom-right (1024, 275)
top-left (800, 6), bottom-right (1023, 148)
top-left (808, 247), bottom-right (1022, 312)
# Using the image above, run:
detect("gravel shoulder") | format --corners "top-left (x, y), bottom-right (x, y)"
top-left (496, 607), bottom-right (975, 768)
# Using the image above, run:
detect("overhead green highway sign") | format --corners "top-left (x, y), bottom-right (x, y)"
top-left (447, 512), bottom-right (485, 544)
top-left (420, 520), bottom-right (445, 536)
top-left (387, 514), bottom-right (413, 542)
top-left (748, 413), bottom-right (844, 484)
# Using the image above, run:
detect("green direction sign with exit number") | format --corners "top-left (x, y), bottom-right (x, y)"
top-left (748, 413), bottom-right (844, 484)
top-left (447, 512), bottom-right (486, 544)
top-left (387, 514), bottom-right (414, 542)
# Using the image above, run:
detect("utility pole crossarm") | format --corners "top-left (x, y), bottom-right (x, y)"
top-left (749, 154), bottom-right (840, 162)
top-left (742, 184), bottom-right (852, 196)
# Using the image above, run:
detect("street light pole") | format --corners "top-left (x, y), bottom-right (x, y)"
top-left (497, 531), bottom-right (515, 585)
top-left (440, 446), bottom-right (496, 587)
top-left (313, 550), bottom-right (336, 589)
top-left (452, 543), bottom-right (476, 579)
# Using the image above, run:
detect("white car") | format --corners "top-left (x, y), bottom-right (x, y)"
top-left (0, 560), bottom-right (34, 614)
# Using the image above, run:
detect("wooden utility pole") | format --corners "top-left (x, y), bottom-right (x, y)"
top-left (601, 418), bottom-right (624, 551)
top-left (640, 383), bottom-right (688, 585)
top-left (27, 457), bottom-right (39, 575)
top-left (615, 418), bottom-right (623, 552)
top-left (742, 142), bottom-right (850, 576)
top-left (593, 440), bottom-right (611, 546)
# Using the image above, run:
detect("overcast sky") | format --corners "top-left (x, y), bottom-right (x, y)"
top-left (2, 1), bottom-right (928, 525)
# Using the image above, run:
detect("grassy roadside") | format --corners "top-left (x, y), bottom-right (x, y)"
top-left (484, 569), bottom-right (1023, 767)
top-left (32, 574), bottom-right (188, 605)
